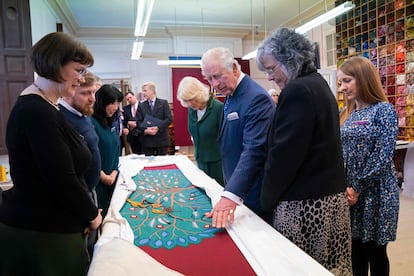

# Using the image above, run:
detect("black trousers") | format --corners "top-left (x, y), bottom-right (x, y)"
top-left (352, 237), bottom-right (390, 276)
top-left (141, 146), bottom-right (168, 156)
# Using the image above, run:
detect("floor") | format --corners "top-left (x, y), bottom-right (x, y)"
top-left (388, 193), bottom-right (414, 276)
top-left (0, 153), bottom-right (413, 274)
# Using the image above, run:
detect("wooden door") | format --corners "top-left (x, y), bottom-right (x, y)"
top-left (0, 0), bottom-right (33, 154)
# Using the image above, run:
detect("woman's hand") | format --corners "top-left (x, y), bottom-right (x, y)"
top-left (346, 186), bottom-right (359, 206)
top-left (84, 209), bottom-right (103, 234)
top-left (100, 170), bottom-right (118, 186)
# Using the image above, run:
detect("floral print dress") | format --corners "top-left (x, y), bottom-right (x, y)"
top-left (341, 102), bottom-right (399, 245)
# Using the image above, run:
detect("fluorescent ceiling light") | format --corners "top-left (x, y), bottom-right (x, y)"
top-left (242, 1), bottom-right (354, 60)
top-left (295, 1), bottom-right (355, 34)
top-left (131, 41), bottom-right (144, 60)
top-left (242, 49), bottom-right (257, 60)
top-left (157, 59), bottom-right (201, 66)
top-left (134, 0), bottom-right (154, 37)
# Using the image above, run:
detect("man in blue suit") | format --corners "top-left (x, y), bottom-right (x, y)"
top-left (202, 47), bottom-right (274, 228)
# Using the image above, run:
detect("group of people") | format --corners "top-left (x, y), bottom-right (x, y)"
top-left (0, 27), bottom-right (400, 276)
top-left (177, 28), bottom-right (399, 276)
top-left (122, 83), bottom-right (173, 157)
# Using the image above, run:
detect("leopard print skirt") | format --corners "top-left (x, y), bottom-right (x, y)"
top-left (273, 192), bottom-right (352, 276)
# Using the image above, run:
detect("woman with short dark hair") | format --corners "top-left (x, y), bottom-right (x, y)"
top-left (0, 32), bottom-right (102, 275)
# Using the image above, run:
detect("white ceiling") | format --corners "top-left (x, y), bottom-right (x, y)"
top-left (47, 0), bottom-right (334, 39)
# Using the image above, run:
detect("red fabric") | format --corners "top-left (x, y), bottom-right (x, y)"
top-left (143, 164), bottom-right (178, 170)
top-left (139, 164), bottom-right (256, 275)
top-left (171, 60), bottom-right (250, 146)
top-left (141, 231), bottom-right (256, 276)
top-left (171, 68), bottom-right (206, 146)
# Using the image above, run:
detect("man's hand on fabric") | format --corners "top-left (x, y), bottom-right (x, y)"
top-left (205, 197), bottom-right (237, 228)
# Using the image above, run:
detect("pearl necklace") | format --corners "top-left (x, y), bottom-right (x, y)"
top-left (33, 83), bottom-right (59, 110)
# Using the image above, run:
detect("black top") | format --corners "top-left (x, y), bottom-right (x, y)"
top-left (261, 71), bottom-right (347, 211)
top-left (59, 103), bottom-right (101, 191)
top-left (0, 95), bottom-right (98, 233)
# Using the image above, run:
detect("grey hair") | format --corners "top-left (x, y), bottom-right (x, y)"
top-left (142, 82), bottom-right (156, 93)
top-left (256, 28), bottom-right (316, 83)
top-left (201, 47), bottom-right (241, 76)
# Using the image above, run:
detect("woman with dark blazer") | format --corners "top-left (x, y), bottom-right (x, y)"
top-left (256, 28), bottom-right (352, 275)
top-left (177, 76), bottom-right (224, 186)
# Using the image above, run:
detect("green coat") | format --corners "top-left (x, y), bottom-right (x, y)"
top-left (188, 97), bottom-right (224, 185)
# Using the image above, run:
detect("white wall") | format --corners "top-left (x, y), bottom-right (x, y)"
top-left (29, 0), bottom-right (58, 44)
top-left (29, 1), bottom-right (334, 101)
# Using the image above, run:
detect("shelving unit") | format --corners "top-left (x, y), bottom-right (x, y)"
top-left (335, 0), bottom-right (414, 141)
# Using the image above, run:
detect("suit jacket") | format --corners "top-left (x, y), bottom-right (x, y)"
top-left (136, 98), bottom-right (172, 148)
top-left (122, 104), bottom-right (136, 126)
top-left (188, 96), bottom-right (223, 162)
top-left (260, 71), bottom-right (347, 211)
top-left (122, 104), bottom-right (140, 143)
top-left (219, 75), bottom-right (274, 214)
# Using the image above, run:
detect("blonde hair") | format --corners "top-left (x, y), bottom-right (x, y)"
top-left (177, 76), bottom-right (210, 107)
top-left (142, 82), bottom-right (156, 93)
top-left (339, 57), bottom-right (387, 125)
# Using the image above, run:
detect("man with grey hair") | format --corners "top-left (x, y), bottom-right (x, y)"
top-left (135, 82), bottom-right (172, 156)
top-left (202, 47), bottom-right (274, 228)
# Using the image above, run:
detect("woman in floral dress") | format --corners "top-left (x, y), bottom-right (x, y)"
top-left (338, 57), bottom-right (399, 276)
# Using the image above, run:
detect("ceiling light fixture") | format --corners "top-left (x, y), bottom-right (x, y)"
top-left (295, 1), bottom-right (354, 34)
top-left (134, 0), bottom-right (155, 37)
top-left (156, 8), bottom-right (202, 67)
top-left (156, 58), bottom-right (201, 66)
top-left (242, 1), bottom-right (354, 60)
top-left (242, 49), bottom-right (257, 60)
top-left (131, 41), bottom-right (144, 60)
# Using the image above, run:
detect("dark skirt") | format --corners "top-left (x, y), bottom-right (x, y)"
top-left (273, 192), bottom-right (352, 275)
top-left (0, 222), bottom-right (88, 276)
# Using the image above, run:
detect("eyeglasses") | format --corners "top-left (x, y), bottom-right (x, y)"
top-left (76, 68), bottom-right (89, 79)
top-left (264, 63), bottom-right (281, 76)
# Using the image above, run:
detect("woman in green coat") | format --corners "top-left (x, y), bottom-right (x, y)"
top-left (177, 76), bottom-right (224, 186)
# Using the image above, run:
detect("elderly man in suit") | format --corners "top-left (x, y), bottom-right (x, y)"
top-left (136, 82), bottom-right (172, 156)
top-left (201, 47), bottom-right (275, 228)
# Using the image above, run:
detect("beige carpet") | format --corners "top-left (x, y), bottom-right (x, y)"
top-left (389, 192), bottom-right (414, 275)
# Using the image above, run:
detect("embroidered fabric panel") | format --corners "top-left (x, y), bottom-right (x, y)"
top-left (120, 164), bottom-right (221, 249)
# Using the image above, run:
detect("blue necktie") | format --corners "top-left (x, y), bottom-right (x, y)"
top-left (150, 100), bottom-right (154, 111)
top-left (224, 97), bottom-right (230, 117)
